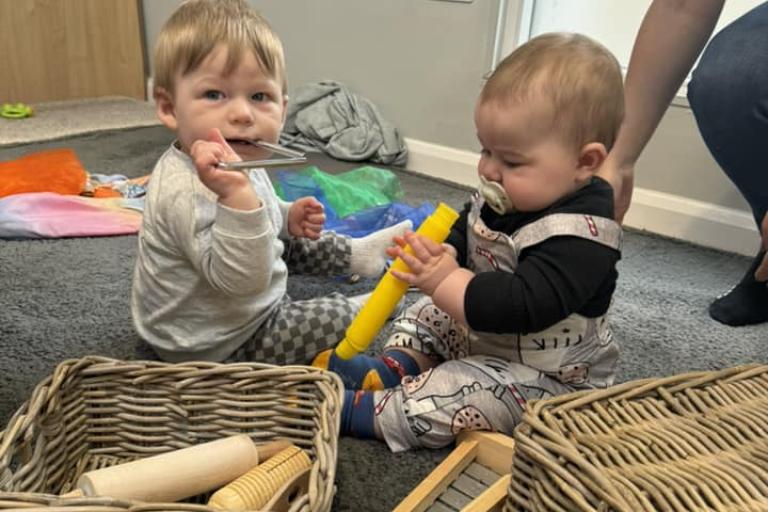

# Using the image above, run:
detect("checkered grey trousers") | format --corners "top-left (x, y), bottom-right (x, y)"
top-left (283, 231), bottom-right (351, 275)
top-left (228, 232), bottom-right (358, 365)
top-left (230, 293), bottom-right (360, 365)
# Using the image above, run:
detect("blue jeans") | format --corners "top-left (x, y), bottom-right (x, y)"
top-left (687, 1), bottom-right (768, 228)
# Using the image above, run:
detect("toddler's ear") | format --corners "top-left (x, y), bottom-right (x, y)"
top-left (154, 87), bottom-right (178, 132)
top-left (576, 142), bottom-right (607, 181)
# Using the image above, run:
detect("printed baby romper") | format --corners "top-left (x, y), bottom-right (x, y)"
top-left (374, 194), bottom-right (622, 451)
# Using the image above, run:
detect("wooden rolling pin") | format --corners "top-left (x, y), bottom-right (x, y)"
top-left (72, 435), bottom-right (290, 503)
top-left (207, 445), bottom-right (311, 511)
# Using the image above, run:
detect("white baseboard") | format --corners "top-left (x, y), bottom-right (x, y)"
top-left (405, 138), bottom-right (479, 189)
top-left (622, 189), bottom-right (758, 256)
top-left (404, 138), bottom-right (758, 256)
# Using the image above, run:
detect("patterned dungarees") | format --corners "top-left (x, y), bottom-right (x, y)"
top-left (374, 194), bottom-right (622, 452)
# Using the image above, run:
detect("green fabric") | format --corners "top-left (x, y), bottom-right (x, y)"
top-left (281, 165), bottom-right (403, 218)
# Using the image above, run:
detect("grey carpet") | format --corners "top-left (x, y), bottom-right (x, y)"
top-left (1, 126), bottom-right (765, 510)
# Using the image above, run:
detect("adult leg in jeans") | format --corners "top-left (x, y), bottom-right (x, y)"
top-left (687, 2), bottom-right (768, 326)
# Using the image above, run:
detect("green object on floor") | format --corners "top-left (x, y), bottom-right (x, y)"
top-left (275, 165), bottom-right (404, 218)
top-left (1, 103), bottom-right (33, 119)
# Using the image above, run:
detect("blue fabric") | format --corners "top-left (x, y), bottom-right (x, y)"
top-left (687, 1), bottom-right (768, 227)
top-left (276, 168), bottom-right (434, 237)
top-left (341, 390), bottom-right (377, 438)
top-left (276, 166), bottom-right (404, 218)
top-left (324, 202), bottom-right (433, 238)
top-left (385, 349), bottom-right (421, 378)
top-left (275, 170), bottom-right (323, 202)
top-left (327, 349), bottom-right (419, 389)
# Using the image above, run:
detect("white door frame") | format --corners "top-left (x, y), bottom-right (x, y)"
top-left (493, 0), bottom-right (535, 68)
top-left (499, 1), bottom-right (693, 104)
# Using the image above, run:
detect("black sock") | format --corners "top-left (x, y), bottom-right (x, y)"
top-left (709, 250), bottom-right (768, 326)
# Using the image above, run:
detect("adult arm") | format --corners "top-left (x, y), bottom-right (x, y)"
top-left (598, 0), bottom-right (725, 222)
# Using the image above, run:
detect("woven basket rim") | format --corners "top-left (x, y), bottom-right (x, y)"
top-left (0, 355), bottom-right (344, 512)
top-left (506, 364), bottom-right (768, 512)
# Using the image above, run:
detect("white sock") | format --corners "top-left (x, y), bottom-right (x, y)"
top-left (349, 220), bottom-right (412, 277)
top-left (347, 292), bottom-right (373, 310)
top-left (347, 291), bottom-right (405, 319)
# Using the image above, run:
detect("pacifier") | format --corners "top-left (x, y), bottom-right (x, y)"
top-left (478, 176), bottom-right (515, 214)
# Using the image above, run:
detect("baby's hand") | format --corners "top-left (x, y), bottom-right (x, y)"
top-left (190, 128), bottom-right (258, 209)
top-left (386, 231), bottom-right (459, 295)
top-left (288, 197), bottom-right (325, 239)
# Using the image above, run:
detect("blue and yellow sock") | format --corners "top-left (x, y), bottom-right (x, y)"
top-left (341, 390), bottom-right (377, 438)
top-left (312, 349), bottom-right (420, 390)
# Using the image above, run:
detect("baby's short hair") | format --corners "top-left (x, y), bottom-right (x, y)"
top-left (154, 0), bottom-right (286, 96)
top-left (481, 33), bottom-right (624, 151)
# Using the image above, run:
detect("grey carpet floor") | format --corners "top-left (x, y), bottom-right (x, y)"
top-left (1, 126), bottom-right (765, 510)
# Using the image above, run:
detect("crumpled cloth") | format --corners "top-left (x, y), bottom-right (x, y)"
top-left (0, 148), bottom-right (86, 198)
top-left (280, 80), bottom-right (408, 166)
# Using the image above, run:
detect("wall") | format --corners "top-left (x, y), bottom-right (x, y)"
top-left (527, 0), bottom-right (760, 214)
top-left (528, 0), bottom-right (761, 85)
top-left (142, 0), bottom-right (758, 255)
top-left (142, 0), bottom-right (498, 150)
top-left (522, 0), bottom-right (758, 252)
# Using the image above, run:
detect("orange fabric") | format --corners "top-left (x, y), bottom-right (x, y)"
top-left (0, 148), bottom-right (87, 198)
top-left (92, 187), bottom-right (123, 198)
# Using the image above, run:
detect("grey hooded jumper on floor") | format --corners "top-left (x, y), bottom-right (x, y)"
top-left (280, 81), bottom-right (408, 166)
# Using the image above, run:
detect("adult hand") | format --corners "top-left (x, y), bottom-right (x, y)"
top-left (597, 153), bottom-right (635, 224)
top-left (386, 231), bottom-right (459, 296)
top-left (754, 212), bottom-right (768, 281)
top-left (287, 197), bottom-right (325, 239)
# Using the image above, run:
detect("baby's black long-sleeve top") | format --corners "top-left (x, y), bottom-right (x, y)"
top-left (445, 177), bottom-right (620, 334)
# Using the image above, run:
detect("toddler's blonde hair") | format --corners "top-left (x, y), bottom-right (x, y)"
top-left (154, 0), bottom-right (286, 96)
top-left (481, 32), bottom-right (624, 151)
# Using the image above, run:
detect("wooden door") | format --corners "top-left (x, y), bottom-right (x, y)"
top-left (0, 0), bottom-right (146, 103)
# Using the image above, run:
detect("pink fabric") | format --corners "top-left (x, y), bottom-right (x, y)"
top-left (0, 192), bottom-right (141, 238)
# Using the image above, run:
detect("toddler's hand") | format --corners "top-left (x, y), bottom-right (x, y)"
top-left (190, 128), bottom-right (258, 209)
top-left (387, 231), bottom-right (459, 295)
top-left (288, 197), bottom-right (325, 239)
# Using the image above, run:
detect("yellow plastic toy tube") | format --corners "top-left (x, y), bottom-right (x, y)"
top-left (334, 202), bottom-right (459, 360)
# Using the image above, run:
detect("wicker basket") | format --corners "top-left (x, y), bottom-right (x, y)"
top-left (505, 364), bottom-right (768, 512)
top-left (0, 356), bottom-right (343, 511)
